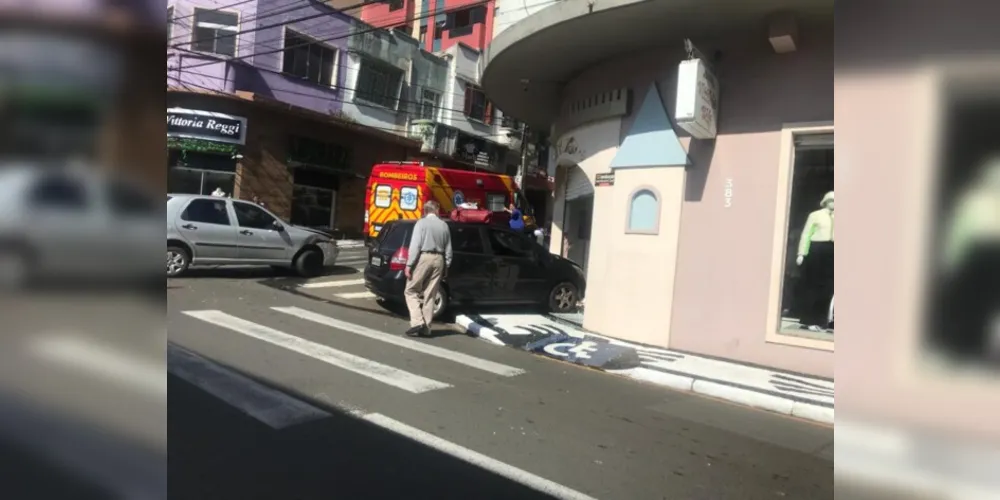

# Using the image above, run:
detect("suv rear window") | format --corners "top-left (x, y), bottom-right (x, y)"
top-left (377, 222), bottom-right (411, 250)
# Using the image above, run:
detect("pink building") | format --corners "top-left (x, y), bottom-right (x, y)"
top-left (483, 0), bottom-right (834, 378)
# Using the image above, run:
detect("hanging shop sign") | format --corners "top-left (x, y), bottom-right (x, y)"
top-left (595, 172), bottom-right (615, 187)
top-left (674, 57), bottom-right (719, 139)
top-left (167, 107), bottom-right (247, 145)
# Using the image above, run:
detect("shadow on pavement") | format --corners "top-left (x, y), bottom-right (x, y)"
top-left (169, 375), bottom-right (561, 500)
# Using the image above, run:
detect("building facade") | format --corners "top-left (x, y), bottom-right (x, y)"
top-left (356, 0), bottom-right (495, 53)
top-left (166, 0), bottom-right (452, 237)
top-left (483, 0), bottom-right (834, 377)
top-left (167, 0), bottom-right (519, 235)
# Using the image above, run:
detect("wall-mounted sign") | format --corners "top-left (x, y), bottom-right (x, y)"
top-left (674, 58), bottom-right (719, 139)
top-left (595, 172), bottom-right (615, 187)
top-left (167, 107), bottom-right (247, 145)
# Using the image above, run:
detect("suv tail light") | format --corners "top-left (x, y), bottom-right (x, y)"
top-left (389, 247), bottom-right (409, 271)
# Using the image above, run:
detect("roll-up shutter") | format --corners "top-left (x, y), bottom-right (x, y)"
top-left (564, 167), bottom-right (593, 201)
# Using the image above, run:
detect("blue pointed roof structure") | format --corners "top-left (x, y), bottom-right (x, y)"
top-left (610, 83), bottom-right (689, 168)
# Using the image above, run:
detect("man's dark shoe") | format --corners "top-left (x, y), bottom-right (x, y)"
top-left (420, 325), bottom-right (432, 337)
top-left (405, 325), bottom-right (423, 337)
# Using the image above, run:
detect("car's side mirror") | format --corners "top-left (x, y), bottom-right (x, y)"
top-left (272, 221), bottom-right (285, 231)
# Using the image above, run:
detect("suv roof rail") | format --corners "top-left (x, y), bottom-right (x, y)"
top-left (381, 161), bottom-right (425, 166)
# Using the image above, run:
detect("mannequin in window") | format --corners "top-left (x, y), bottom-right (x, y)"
top-left (796, 191), bottom-right (834, 331)
top-left (935, 157), bottom-right (1000, 360)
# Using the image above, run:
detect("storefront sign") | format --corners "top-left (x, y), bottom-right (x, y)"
top-left (595, 172), bottom-right (615, 187)
top-left (674, 58), bottom-right (719, 139)
top-left (167, 108), bottom-right (247, 145)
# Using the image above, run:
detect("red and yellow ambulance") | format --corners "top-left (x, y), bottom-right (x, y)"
top-left (364, 161), bottom-right (536, 239)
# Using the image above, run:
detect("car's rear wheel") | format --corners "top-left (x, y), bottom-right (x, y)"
top-left (295, 248), bottom-right (324, 277)
top-left (167, 246), bottom-right (190, 278)
top-left (547, 282), bottom-right (579, 313)
top-left (431, 286), bottom-right (449, 321)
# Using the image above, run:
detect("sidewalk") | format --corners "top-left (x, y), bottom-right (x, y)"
top-left (455, 313), bottom-right (833, 425)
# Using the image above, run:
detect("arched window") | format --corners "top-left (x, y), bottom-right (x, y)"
top-left (626, 188), bottom-right (660, 234)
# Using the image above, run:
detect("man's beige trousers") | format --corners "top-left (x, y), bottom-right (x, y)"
top-left (404, 253), bottom-right (445, 328)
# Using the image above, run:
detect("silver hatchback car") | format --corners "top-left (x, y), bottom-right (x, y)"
top-left (166, 194), bottom-right (339, 277)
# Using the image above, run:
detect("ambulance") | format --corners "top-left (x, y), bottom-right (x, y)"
top-left (364, 161), bottom-right (536, 240)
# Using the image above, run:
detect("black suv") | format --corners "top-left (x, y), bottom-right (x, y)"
top-left (364, 219), bottom-right (586, 320)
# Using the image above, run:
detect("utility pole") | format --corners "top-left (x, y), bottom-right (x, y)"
top-left (516, 123), bottom-right (529, 179)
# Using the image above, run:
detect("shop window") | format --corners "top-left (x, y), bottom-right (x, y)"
top-left (625, 188), bottom-right (660, 234)
top-left (168, 150), bottom-right (237, 196)
top-left (774, 130), bottom-right (834, 342)
top-left (282, 30), bottom-right (338, 87)
top-left (925, 78), bottom-right (1000, 368)
top-left (355, 58), bottom-right (404, 109)
top-left (167, 6), bottom-right (173, 41)
top-left (181, 199), bottom-right (230, 226)
top-left (191, 8), bottom-right (239, 57)
top-left (291, 166), bottom-right (338, 229)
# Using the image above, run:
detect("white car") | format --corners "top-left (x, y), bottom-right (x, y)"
top-left (0, 166), bottom-right (162, 289)
top-left (166, 194), bottom-right (339, 277)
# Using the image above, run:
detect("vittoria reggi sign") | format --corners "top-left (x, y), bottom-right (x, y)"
top-left (167, 108), bottom-right (247, 145)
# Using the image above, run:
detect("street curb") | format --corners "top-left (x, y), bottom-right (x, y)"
top-left (456, 316), bottom-right (834, 425)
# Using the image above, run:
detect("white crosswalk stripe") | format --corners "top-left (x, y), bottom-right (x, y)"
top-left (181, 310), bottom-right (452, 394)
top-left (299, 278), bottom-right (366, 289)
top-left (335, 291), bottom-right (376, 299)
top-left (272, 306), bottom-right (525, 377)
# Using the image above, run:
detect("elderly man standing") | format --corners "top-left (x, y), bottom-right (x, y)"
top-left (403, 200), bottom-right (452, 337)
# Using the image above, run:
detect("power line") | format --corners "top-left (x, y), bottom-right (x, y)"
top-left (169, 0), bottom-right (260, 22)
top-left (166, 65), bottom-right (513, 132)
top-left (169, 0), bottom-right (374, 49)
top-left (167, 77), bottom-right (519, 171)
top-left (168, 76), bottom-right (508, 142)
top-left (176, 0), bottom-right (491, 72)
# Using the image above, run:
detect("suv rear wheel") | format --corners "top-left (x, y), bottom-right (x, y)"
top-left (431, 286), bottom-right (449, 320)
top-left (548, 282), bottom-right (579, 313)
top-left (167, 246), bottom-right (190, 278)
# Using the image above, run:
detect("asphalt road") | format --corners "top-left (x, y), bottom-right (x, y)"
top-left (167, 267), bottom-right (833, 500)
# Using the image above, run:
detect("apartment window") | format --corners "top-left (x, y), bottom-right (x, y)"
top-left (355, 59), bottom-right (404, 109)
top-left (388, 0), bottom-right (404, 11)
top-left (419, 25), bottom-right (427, 45)
top-left (191, 9), bottom-right (239, 57)
top-left (448, 5), bottom-right (486, 37)
top-left (167, 6), bottom-right (173, 41)
top-left (464, 83), bottom-right (491, 123)
top-left (282, 30), bottom-right (338, 87)
top-left (418, 89), bottom-right (441, 120)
